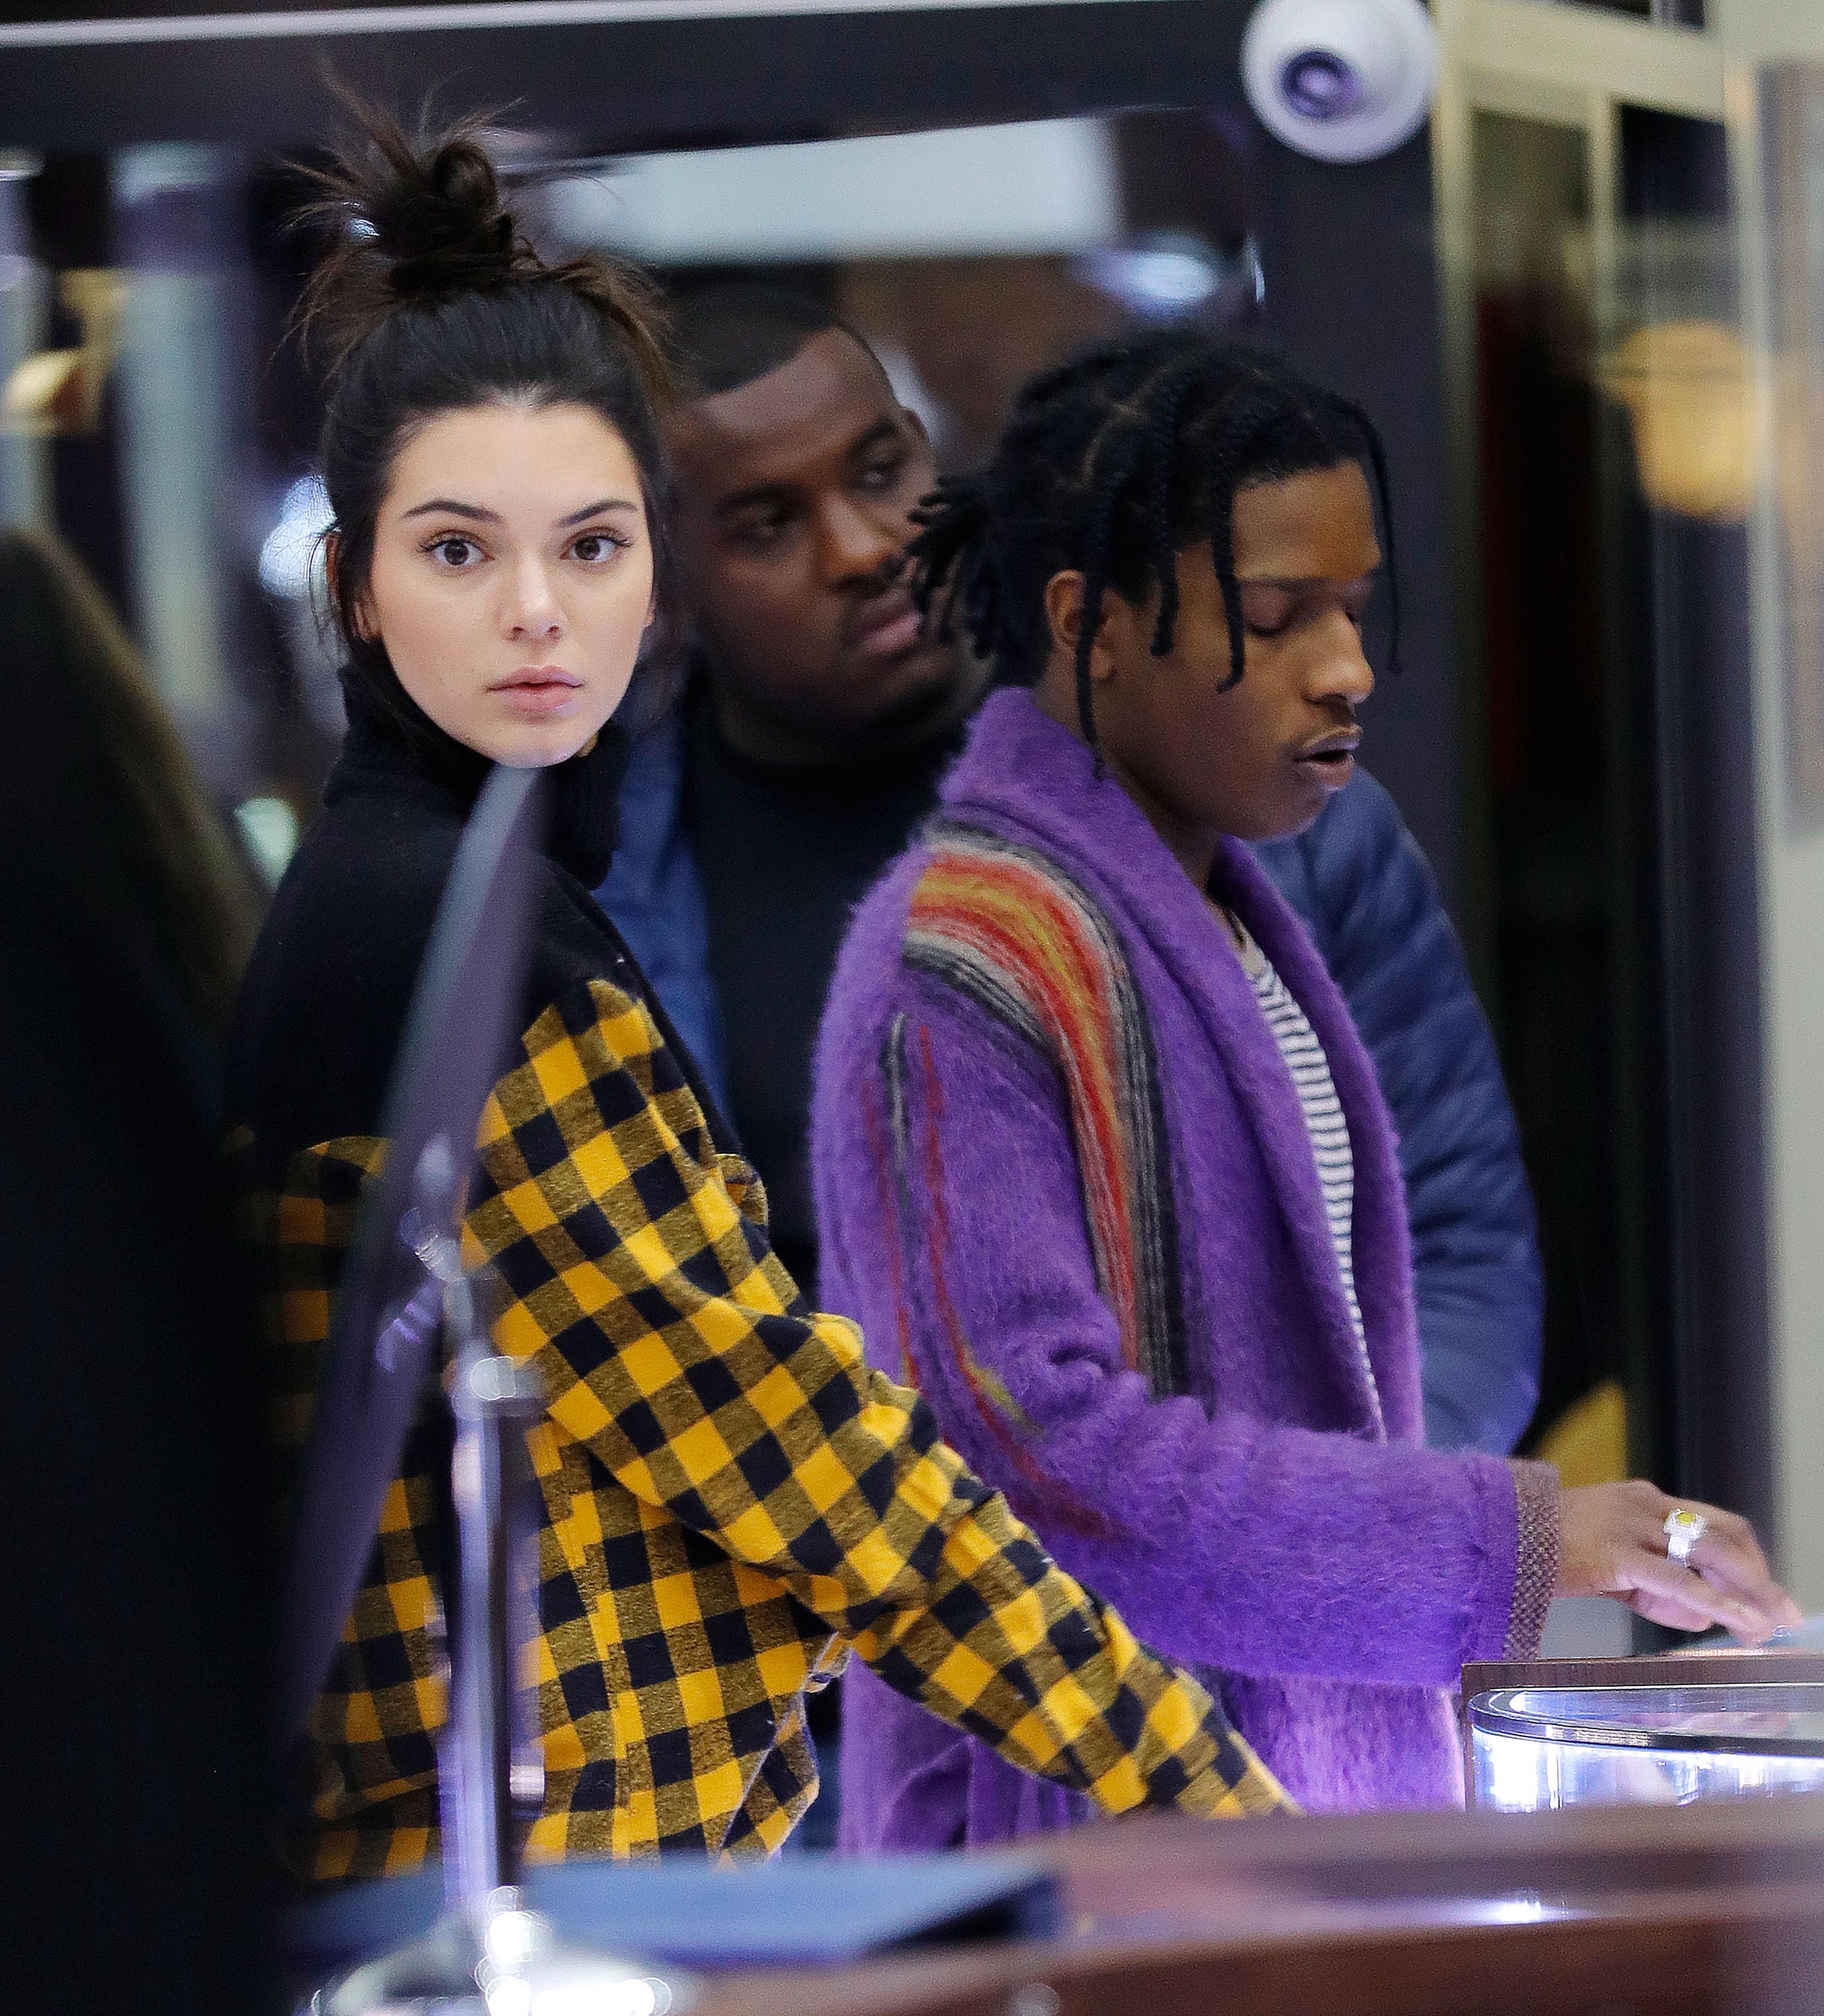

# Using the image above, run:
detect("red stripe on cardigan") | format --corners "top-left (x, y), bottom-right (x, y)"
top-left (910, 851), bottom-right (1145, 1376)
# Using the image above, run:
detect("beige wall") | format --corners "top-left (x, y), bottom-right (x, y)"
top-left (1717, 0), bottom-right (1824, 1601)
top-left (1714, 0), bottom-right (1824, 63)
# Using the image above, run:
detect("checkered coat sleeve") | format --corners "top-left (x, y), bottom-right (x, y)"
top-left (249, 970), bottom-right (1286, 1878)
top-left (476, 976), bottom-right (1284, 1804)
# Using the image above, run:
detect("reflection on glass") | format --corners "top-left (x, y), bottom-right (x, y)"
top-left (1468, 1685), bottom-right (1824, 1812)
top-left (544, 112), bottom-right (1256, 472)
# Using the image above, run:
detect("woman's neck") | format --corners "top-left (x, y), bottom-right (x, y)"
top-left (332, 673), bottom-right (630, 888)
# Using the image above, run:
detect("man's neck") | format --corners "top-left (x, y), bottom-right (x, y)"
top-left (711, 652), bottom-right (989, 770)
top-left (1031, 675), bottom-right (1221, 892)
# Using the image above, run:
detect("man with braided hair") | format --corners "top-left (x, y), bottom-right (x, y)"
top-left (603, 289), bottom-right (1543, 1460)
top-left (811, 329), bottom-right (1790, 1839)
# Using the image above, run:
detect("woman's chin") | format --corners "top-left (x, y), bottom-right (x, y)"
top-left (470, 715), bottom-right (605, 769)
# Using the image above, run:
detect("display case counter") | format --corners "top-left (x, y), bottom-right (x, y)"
top-left (1461, 1650), bottom-right (1824, 1814)
top-left (699, 1796), bottom-right (1824, 2016)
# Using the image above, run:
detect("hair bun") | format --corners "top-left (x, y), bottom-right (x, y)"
top-left (294, 95), bottom-right (545, 370)
top-left (365, 132), bottom-right (521, 297)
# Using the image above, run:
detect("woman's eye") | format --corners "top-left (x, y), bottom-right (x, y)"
top-left (570, 532), bottom-right (627, 565)
top-left (429, 537), bottom-right (482, 569)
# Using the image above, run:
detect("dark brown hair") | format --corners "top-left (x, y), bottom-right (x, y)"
top-left (292, 95), bottom-right (678, 738)
top-left (0, 528), bottom-right (261, 1036)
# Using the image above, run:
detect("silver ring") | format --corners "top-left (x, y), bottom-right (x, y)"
top-left (1664, 1507), bottom-right (1708, 1566)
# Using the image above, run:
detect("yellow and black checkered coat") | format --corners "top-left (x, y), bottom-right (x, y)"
top-left (230, 712), bottom-right (1286, 1882)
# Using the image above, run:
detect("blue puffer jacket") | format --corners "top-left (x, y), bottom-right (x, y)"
top-left (603, 722), bottom-right (1543, 1457)
top-left (1255, 771), bottom-right (1542, 1454)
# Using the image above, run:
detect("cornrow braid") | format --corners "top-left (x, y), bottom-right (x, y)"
top-left (1199, 382), bottom-right (1284, 691)
top-left (907, 330), bottom-right (1400, 750)
top-left (1142, 355), bottom-right (1214, 656)
top-left (907, 476), bottom-right (997, 657)
top-left (1335, 392), bottom-right (1402, 677)
top-left (1072, 448), bottom-right (1132, 767)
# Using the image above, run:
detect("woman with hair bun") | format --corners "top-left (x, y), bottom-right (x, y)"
top-left (230, 102), bottom-right (1289, 1883)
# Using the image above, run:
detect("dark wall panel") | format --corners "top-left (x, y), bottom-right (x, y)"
top-left (1252, 130), bottom-right (1461, 919)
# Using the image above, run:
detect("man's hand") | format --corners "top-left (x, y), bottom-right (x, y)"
top-left (1557, 1480), bottom-right (1802, 1642)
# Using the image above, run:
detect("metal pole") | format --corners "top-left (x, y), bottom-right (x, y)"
top-left (445, 1287), bottom-right (542, 1916)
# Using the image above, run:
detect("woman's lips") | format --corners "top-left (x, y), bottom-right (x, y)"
top-left (491, 671), bottom-right (582, 718)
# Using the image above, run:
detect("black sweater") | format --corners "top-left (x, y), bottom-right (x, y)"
top-left (231, 694), bottom-right (729, 1185)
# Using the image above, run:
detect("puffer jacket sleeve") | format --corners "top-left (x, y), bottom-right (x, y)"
top-left (463, 975), bottom-right (1289, 1823)
top-left (1254, 773), bottom-right (1543, 1454)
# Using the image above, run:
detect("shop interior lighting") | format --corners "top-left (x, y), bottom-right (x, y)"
top-left (1073, 233), bottom-right (1264, 321)
top-left (234, 796), bottom-right (301, 885)
top-left (548, 118), bottom-right (1120, 263)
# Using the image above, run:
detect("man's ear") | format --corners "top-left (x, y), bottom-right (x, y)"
top-left (1043, 569), bottom-right (1129, 685)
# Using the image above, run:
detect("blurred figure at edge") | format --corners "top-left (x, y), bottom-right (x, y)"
top-left (0, 527), bottom-right (269, 2012)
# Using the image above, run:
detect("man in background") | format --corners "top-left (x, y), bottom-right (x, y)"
top-left (601, 286), bottom-right (1541, 1458)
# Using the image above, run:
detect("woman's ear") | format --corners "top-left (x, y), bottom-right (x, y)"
top-left (327, 532), bottom-right (378, 644)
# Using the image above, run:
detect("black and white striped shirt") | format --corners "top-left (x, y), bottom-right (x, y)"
top-left (1231, 917), bottom-right (1386, 1439)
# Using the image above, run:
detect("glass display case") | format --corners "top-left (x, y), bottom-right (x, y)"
top-left (1467, 1677), bottom-right (1824, 1812)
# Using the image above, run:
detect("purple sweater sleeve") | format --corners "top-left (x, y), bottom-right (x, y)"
top-left (820, 980), bottom-right (1547, 1691)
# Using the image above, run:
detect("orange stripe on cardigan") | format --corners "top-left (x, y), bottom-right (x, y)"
top-left (902, 820), bottom-right (1188, 1405)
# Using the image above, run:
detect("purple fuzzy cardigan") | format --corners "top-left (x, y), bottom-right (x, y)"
top-left (812, 691), bottom-right (1558, 1845)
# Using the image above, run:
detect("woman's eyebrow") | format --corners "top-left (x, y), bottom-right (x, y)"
top-left (398, 497), bottom-right (640, 525)
top-left (402, 498), bottom-right (501, 523)
top-left (556, 497), bottom-right (641, 527)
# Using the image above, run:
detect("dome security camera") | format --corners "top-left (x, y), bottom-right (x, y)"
top-left (1241, 0), bottom-right (1439, 165)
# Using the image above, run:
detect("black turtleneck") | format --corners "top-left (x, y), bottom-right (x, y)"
top-left (325, 678), bottom-right (632, 892)
top-left (686, 685), bottom-right (967, 1294)
top-left (230, 683), bottom-right (730, 1179)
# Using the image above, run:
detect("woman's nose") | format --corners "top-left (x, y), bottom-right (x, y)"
top-left (503, 557), bottom-right (562, 638)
